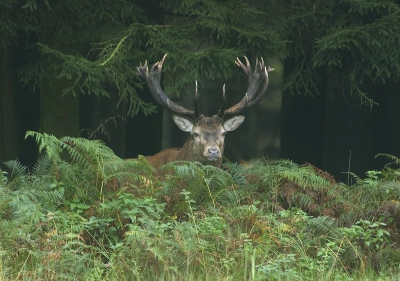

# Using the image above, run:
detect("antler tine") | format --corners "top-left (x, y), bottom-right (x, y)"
top-left (223, 56), bottom-right (273, 116)
top-left (235, 56), bottom-right (251, 77)
top-left (217, 84), bottom-right (227, 117)
top-left (194, 81), bottom-right (201, 117)
top-left (137, 54), bottom-right (196, 119)
top-left (247, 57), bottom-right (267, 107)
top-left (248, 64), bottom-right (275, 107)
top-left (150, 53), bottom-right (168, 72)
top-left (137, 60), bottom-right (148, 79)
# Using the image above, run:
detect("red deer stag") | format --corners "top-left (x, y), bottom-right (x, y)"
top-left (137, 54), bottom-right (274, 169)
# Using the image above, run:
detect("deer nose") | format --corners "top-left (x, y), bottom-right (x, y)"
top-left (208, 148), bottom-right (220, 157)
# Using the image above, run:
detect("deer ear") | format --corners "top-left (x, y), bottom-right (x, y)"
top-left (223, 116), bottom-right (245, 131)
top-left (172, 115), bottom-right (194, 132)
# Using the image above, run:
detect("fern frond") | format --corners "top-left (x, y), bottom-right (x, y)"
top-left (32, 154), bottom-right (52, 177)
top-left (278, 166), bottom-right (331, 191)
top-left (269, 159), bottom-right (300, 170)
top-left (0, 169), bottom-right (7, 186)
top-left (213, 188), bottom-right (243, 206)
top-left (307, 216), bottom-right (339, 238)
top-left (25, 131), bottom-right (64, 161)
top-left (4, 159), bottom-right (27, 180)
top-left (203, 165), bottom-right (233, 188)
top-left (105, 172), bottom-right (142, 186)
top-left (223, 162), bottom-right (248, 187)
top-left (162, 161), bottom-right (204, 178)
top-left (375, 153), bottom-right (400, 168)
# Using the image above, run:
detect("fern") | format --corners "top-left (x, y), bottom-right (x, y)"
top-left (243, 159), bottom-right (350, 217)
top-left (223, 161), bottom-right (248, 187)
top-left (307, 216), bottom-right (339, 238)
top-left (2, 159), bottom-right (64, 213)
top-left (203, 165), bottom-right (234, 189)
top-left (32, 154), bottom-right (52, 177)
top-left (3, 156), bottom-right (64, 208)
top-left (375, 154), bottom-right (400, 177)
top-left (5, 131), bottom-right (400, 279)
top-left (342, 159), bottom-right (400, 225)
top-left (159, 161), bottom-right (246, 212)
top-left (0, 169), bottom-right (7, 187)
top-left (25, 131), bottom-right (150, 199)
top-left (277, 165), bottom-right (331, 191)
top-left (4, 159), bottom-right (27, 183)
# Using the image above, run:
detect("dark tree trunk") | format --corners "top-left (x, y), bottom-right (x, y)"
top-left (125, 87), bottom-right (163, 158)
top-left (371, 82), bottom-right (400, 171)
top-left (280, 56), bottom-right (326, 168)
top-left (126, 109), bottom-right (163, 158)
top-left (322, 90), bottom-right (374, 184)
top-left (79, 88), bottom-right (128, 158)
top-left (254, 82), bottom-right (281, 160)
top-left (281, 92), bottom-right (326, 167)
top-left (0, 46), bottom-right (20, 164)
top-left (79, 84), bottom-right (164, 159)
top-left (387, 87), bottom-right (400, 157)
top-left (39, 64), bottom-right (79, 138)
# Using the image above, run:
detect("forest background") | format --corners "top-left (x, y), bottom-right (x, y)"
top-left (3, 1), bottom-right (400, 279)
top-left (1, 0), bottom-right (400, 182)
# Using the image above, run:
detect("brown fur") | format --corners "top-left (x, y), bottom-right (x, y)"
top-left (145, 148), bottom-right (181, 170)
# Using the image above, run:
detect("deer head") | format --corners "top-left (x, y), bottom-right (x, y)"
top-left (137, 54), bottom-right (274, 168)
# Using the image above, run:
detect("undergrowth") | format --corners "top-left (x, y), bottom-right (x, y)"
top-left (1, 132), bottom-right (400, 280)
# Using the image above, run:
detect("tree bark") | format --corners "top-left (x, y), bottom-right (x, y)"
top-left (0, 46), bottom-right (20, 164)
top-left (323, 90), bottom-right (374, 184)
top-left (281, 92), bottom-right (325, 167)
top-left (39, 65), bottom-right (79, 138)
top-left (79, 87), bottom-right (128, 157)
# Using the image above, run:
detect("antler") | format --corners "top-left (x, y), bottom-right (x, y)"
top-left (137, 54), bottom-right (197, 119)
top-left (220, 56), bottom-right (275, 117)
top-left (138, 54), bottom-right (273, 120)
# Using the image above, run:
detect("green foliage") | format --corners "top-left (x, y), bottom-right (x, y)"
top-left (160, 161), bottom-right (242, 209)
top-left (24, 130), bottom-right (150, 199)
top-left (285, 0), bottom-right (400, 102)
top-left (4, 0), bottom-right (399, 122)
top-left (6, 0), bottom-right (286, 117)
top-left (2, 134), bottom-right (400, 279)
top-left (340, 220), bottom-right (390, 252)
top-left (255, 254), bottom-right (302, 280)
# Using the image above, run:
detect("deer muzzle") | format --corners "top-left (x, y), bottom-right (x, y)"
top-left (205, 147), bottom-right (221, 161)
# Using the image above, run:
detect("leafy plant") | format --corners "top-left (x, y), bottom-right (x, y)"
top-left (285, 0), bottom-right (400, 106)
top-left (2, 134), bottom-right (400, 279)
top-left (340, 220), bottom-right (390, 254)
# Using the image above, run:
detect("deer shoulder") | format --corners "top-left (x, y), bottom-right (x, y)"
top-left (144, 148), bottom-right (180, 170)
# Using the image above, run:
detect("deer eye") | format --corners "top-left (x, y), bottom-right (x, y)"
top-left (193, 132), bottom-right (200, 137)
top-left (221, 131), bottom-right (226, 136)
